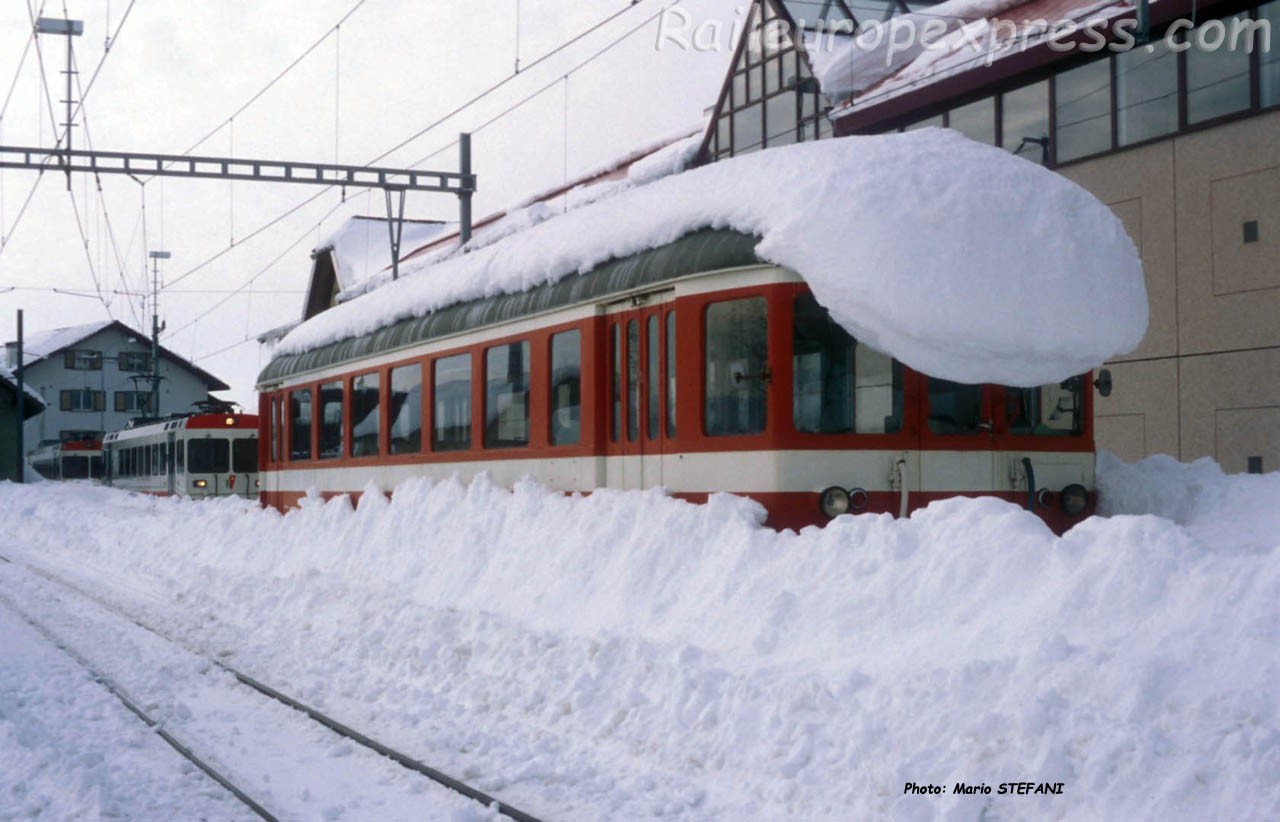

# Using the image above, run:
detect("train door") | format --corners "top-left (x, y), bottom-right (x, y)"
top-left (166, 432), bottom-right (177, 495)
top-left (918, 377), bottom-right (996, 502)
top-left (605, 291), bottom-right (674, 490)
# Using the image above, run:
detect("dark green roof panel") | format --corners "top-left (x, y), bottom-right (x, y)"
top-left (259, 229), bottom-right (762, 385)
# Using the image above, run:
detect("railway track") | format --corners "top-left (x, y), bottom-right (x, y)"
top-left (0, 552), bottom-right (544, 822)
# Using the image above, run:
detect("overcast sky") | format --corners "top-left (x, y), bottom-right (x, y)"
top-left (0, 0), bottom-right (739, 408)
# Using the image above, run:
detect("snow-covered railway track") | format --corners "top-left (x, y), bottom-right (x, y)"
top-left (0, 552), bottom-right (544, 822)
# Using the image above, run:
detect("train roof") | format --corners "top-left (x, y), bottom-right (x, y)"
top-left (103, 413), bottom-right (259, 443)
top-left (268, 131), bottom-right (1148, 388)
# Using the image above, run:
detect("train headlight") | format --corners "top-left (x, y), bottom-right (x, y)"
top-left (224, 416), bottom-right (235, 426)
top-left (1060, 483), bottom-right (1088, 516)
top-left (193, 479), bottom-right (208, 489)
top-left (819, 486), bottom-right (851, 518)
top-left (255, 478), bottom-right (260, 488)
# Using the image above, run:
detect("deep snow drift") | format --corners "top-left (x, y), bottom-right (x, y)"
top-left (276, 131), bottom-right (1147, 387)
top-left (1, 455), bottom-right (1276, 820)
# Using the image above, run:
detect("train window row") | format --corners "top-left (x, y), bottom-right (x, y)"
top-left (265, 287), bottom-right (1084, 466)
top-left (113, 438), bottom-right (257, 477)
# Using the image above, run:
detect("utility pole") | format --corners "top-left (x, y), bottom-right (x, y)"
top-left (147, 251), bottom-right (170, 418)
top-left (14, 309), bottom-right (23, 483)
top-left (34, 17), bottom-right (83, 190)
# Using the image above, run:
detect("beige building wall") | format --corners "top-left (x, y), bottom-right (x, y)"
top-left (1059, 109), bottom-right (1280, 472)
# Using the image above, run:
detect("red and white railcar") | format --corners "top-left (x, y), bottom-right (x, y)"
top-left (29, 439), bottom-right (106, 481)
top-left (256, 230), bottom-right (1099, 532)
top-left (103, 409), bottom-right (259, 499)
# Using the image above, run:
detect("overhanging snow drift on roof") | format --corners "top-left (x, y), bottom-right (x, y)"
top-left (273, 130), bottom-right (1148, 387)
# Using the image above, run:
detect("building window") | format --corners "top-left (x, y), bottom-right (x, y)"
top-left (63, 349), bottom-right (102, 370)
top-left (705, 297), bottom-right (768, 436)
top-left (1115, 39), bottom-right (1178, 145)
top-left (117, 352), bottom-right (152, 372)
top-left (389, 364), bottom-right (423, 454)
top-left (433, 354), bottom-right (472, 451)
top-left (1054, 58), bottom-right (1112, 163)
top-left (1185, 13), bottom-right (1254, 124)
top-left (60, 389), bottom-right (105, 412)
top-left (550, 330), bottom-right (581, 446)
top-left (114, 391), bottom-right (152, 413)
top-left (485, 341), bottom-right (530, 448)
top-left (350, 372), bottom-right (380, 457)
top-left (59, 429), bottom-right (100, 442)
top-left (318, 381), bottom-right (344, 459)
top-left (290, 388), bottom-right (312, 461)
top-left (948, 96), bottom-right (996, 145)
top-left (1001, 79), bottom-right (1049, 164)
top-left (1262, 0), bottom-right (1280, 107)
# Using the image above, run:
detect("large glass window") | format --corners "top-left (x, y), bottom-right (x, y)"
top-left (233, 438), bottom-right (258, 473)
top-left (666, 312), bottom-right (677, 438)
top-left (485, 341), bottom-right (530, 448)
top-left (188, 438), bottom-right (230, 473)
top-left (433, 354), bottom-right (472, 451)
top-left (1055, 58), bottom-right (1112, 162)
top-left (350, 372), bottom-right (380, 457)
top-left (792, 295), bottom-right (902, 434)
top-left (948, 97), bottom-right (996, 144)
top-left (319, 381), bottom-right (344, 459)
top-left (1001, 80), bottom-right (1049, 164)
top-left (1116, 39), bottom-right (1178, 145)
top-left (1186, 14), bottom-right (1253, 124)
top-left (550, 330), bottom-right (581, 446)
top-left (705, 297), bottom-right (768, 436)
top-left (928, 379), bottom-right (987, 435)
top-left (389, 364), bottom-right (423, 454)
top-left (1263, 1), bottom-right (1280, 107)
top-left (1003, 379), bottom-right (1084, 436)
top-left (290, 389), bottom-right (312, 461)
top-left (60, 389), bottom-right (105, 412)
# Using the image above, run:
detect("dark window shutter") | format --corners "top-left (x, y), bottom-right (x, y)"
top-left (115, 392), bottom-right (125, 412)
top-left (64, 351), bottom-right (74, 369)
top-left (94, 391), bottom-right (105, 411)
top-left (61, 390), bottom-right (72, 410)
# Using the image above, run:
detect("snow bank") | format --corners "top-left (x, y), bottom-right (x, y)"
top-left (275, 130), bottom-right (1147, 387)
top-left (1, 453), bottom-right (1276, 819)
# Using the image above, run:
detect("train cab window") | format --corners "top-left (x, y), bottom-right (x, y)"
top-left (705, 297), bottom-right (768, 436)
top-left (290, 389), bottom-right (313, 461)
top-left (1003, 379), bottom-right (1084, 436)
top-left (550, 330), bottom-right (581, 446)
top-left (233, 439), bottom-right (258, 473)
top-left (433, 354), bottom-right (472, 451)
top-left (188, 438), bottom-right (229, 473)
top-left (485, 341), bottom-right (530, 448)
top-left (319, 381), bottom-right (344, 459)
top-left (63, 456), bottom-right (89, 479)
top-left (351, 373), bottom-right (380, 457)
top-left (389, 364), bottom-right (423, 454)
top-left (792, 295), bottom-right (904, 435)
top-left (928, 379), bottom-right (987, 435)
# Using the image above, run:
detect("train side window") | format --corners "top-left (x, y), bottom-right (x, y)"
top-left (270, 398), bottom-right (280, 463)
top-left (233, 439), bottom-right (258, 473)
top-left (189, 438), bottom-right (229, 473)
top-left (646, 316), bottom-right (660, 440)
top-left (1003, 380), bottom-right (1083, 436)
top-left (351, 372), bottom-right (380, 457)
top-left (485, 341), bottom-right (530, 448)
top-left (610, 324), bottom-right (621, 443)
top-left (705, 297), bottom-right (768, 436)
top-left (433, 354), bottom-right (472, 451)
top-left (550, 330), bottom-right (581, 446)
top-left (176, 440), bottom-right (184, 471)
top-left (290, 389), bottom-right (313, 461)
top-left (319, 381), bottom-right (344, 459)
top-left (389, 364), bottom-right (423, 454)
top-left (627, 320), bottom-right (640, 442)
top-left (928, 379), bottom-right (987, 435)
top-left (666, 311), bottom-right (676, 438)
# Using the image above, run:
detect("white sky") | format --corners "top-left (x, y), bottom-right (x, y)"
top-left (0, 0), bottom-right (741, 408)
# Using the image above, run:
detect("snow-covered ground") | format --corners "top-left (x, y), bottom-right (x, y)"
top-left (1, 454), bottom-right (1277, 820)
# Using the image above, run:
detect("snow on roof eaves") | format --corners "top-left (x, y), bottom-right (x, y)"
top-left (276, 130), bottom-right (1147, 387)
top-left (16, 320), bottom-right (114, 365)
top-left (0, 363), bottom-right (46, 410)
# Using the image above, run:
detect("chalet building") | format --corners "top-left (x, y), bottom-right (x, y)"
top-left (0, 365), bottom-right (45, 481)
top-left (3, 320), bottom-right (230, 448)
top-left (685, 0), bottom-right (1278, 472)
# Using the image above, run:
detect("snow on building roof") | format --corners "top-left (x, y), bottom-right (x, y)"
top-left (0, 363), bottom-right (46, 412)
top-left (319, 216), bottom-right (452, 295)
top-left (12, 320), bottom-right (113, 367)
top-left (276, 129), bottom-right (1147, 387)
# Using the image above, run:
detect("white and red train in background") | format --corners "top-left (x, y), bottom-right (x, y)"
top-left (29, 439), bottom-right (106, 482)
top-left (254, 230), bottom-right (1102, 533)
top-left (102, 404), bottom-right (259, 499)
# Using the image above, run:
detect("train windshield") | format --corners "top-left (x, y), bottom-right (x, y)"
top-left (188, 439), bottom-right (230, 473)
top-left (232, 439), bottom-right (258, 473)
top-left (61, 456), bottom-right (90, 479)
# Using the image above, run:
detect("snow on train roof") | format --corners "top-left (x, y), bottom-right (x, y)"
top-left (276, 129), bottom-right (1148, 386)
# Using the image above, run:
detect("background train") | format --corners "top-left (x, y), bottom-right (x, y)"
top-left (102, 405), bottom-right (259, 499)
top-left (255, 230), bottom-right (1100, 532)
